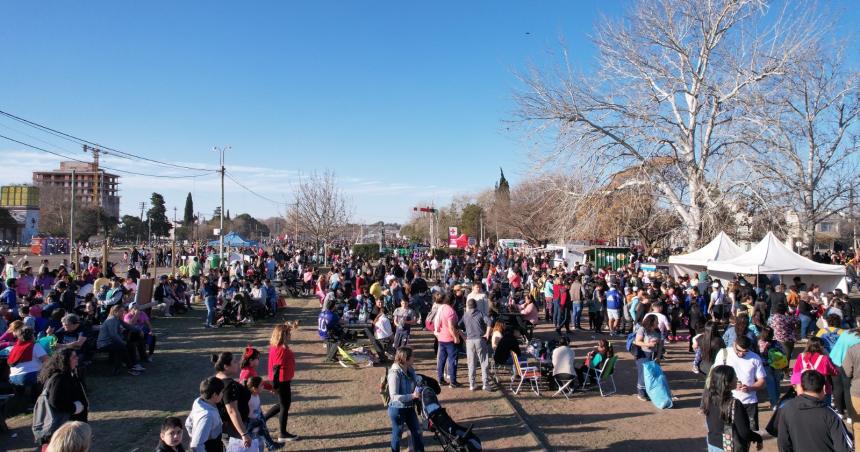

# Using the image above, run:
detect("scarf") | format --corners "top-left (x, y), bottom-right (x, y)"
top-left (8, 339), bottom-right (35, 366)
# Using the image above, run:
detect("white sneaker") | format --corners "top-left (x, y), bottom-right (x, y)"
top-left (132, 364), bottom-right (146, 371)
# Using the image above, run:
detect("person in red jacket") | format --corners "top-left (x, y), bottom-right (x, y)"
top-left (267, 322), bottom-right (299, 443)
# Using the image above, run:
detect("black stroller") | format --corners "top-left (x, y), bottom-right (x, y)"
top-left (414, 375), bottom-right (482, 452)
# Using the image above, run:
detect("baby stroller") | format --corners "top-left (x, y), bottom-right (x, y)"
top-left (415, 375), bottom-right (482, 452)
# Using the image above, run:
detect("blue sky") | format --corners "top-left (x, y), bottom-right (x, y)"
top-left (0, 1), bottom-right (856, 223)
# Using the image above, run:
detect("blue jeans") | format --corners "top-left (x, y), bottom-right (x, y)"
top-left (764, 366), bottom-right (783, 408)
top-left (572, 302), bottom-right (583, 329)
top-left (205, 296), bottom-right (217, 326)
top-left (437, 341), bottom-right (458, 384)
top-left (552, 299), bottom-right (565, 329)
top-left (799, 314), bottom-right (813, 338)
top-left (707, 442), bottom-right (723, 452)
top-left (388, 405), bottom-right (424, 452)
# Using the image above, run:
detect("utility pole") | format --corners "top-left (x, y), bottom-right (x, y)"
top-left (479, 211), bottom-right (484, 247)
top-left (214, 146), bottom-right (230, 268)
top-left (172, 206), bottom-right (177, 276)
top-left (852, 186), bottom-right (857, 253)
top-left (294, 200), bottom-right (299, 244)
top-left (138, 201), bottom-right (146, 244)
top-left (69, 170), bottom-right (76, 272)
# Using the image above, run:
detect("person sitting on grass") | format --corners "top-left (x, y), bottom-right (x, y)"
top-left (8, 326), bottom-right (48, 391)
top-left (0, 319), bottom-right (23, 349)
top-left (186, 376), bottom-right (224, 452)
top-left (96, 304), bottom-right (145, 376)
top-left (124, 302), bottom-right (156, 360)
top-left (156, 416), bottom-right (187, 452)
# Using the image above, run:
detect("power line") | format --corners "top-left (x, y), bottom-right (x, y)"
top-left (0, 133), bottom-right (213, 179)
top-left (224, 171), bottom-right (283, 205)
top-left (0, 109), bottom-right (217, 172)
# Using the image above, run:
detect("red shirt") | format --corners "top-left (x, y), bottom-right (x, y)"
top-left (268, 345), bottom-right (295, 383)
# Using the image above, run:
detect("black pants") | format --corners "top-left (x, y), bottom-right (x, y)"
top-left (264, 381), bottom-right (292, 436)
top-left (834, 367), bottom-right (852, 415)
top-left (590, 312), bottom-right (603, 333)
top-left (100, 342), bottom-right (137, 371)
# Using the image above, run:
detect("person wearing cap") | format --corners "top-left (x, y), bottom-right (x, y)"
top-left (708, 281), bottom-right (727, 324)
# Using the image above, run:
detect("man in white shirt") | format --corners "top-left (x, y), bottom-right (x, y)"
top-left (466, 283), bottom-right (489, 317)
top-left (719, 335), bottom-right (766, 430)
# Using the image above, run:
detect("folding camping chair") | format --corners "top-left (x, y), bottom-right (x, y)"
top-left (581, 355), bottom-right (617, 397)
top-left (553, 373), bottom-right (577, 400)
top-left (510, 351), bottom-right (541, 395)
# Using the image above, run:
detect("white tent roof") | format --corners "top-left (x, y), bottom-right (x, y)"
top-left (668, 232), bottom-right (744, 267)
top-left (707, 232), bottom-right (846, 276)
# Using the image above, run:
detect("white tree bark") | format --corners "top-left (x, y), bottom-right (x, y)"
top-left (516, 0), bottom-right (817, 250)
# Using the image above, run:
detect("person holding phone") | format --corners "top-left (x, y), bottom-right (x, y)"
top-left (387, 347), bottom-right (424, 452)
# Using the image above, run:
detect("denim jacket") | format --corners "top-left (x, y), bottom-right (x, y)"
top-left (387, 363), bottom-right (417, 409)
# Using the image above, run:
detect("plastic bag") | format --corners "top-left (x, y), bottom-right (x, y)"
top-left (226, 437), bottom-right (261, 452)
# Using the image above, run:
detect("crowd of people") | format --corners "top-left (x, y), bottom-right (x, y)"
top-left (4, 239), bottom-right (860, 451)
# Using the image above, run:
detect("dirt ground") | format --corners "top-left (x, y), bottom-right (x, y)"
top-left (4, 292), bottom-right (785, 452)
top-left (2, 251), bottom-right (782, 451)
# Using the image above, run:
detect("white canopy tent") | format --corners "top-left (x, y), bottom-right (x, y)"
top-left (667, 232), bottom-right (744, 278)
top-left (707, 232), bottom-right (847, 292)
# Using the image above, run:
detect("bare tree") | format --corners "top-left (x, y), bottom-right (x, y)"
top-left (291, 171), bottom-right (352, 245)
top-left (516, 0), bottom-right (818, 250)
top-left (743, 43), bottom-right (860, 255)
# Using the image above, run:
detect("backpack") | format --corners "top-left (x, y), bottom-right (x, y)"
top-left (626, 327), bottom-right (640, 358)
top-left (768, 348), bottom-right (789, 370)
top-left (32, 375), bottom-right (69, 443)
top-left (820, 328), bottom-right (841, 353)
top-left (800, 354), bottom-right (824, 373)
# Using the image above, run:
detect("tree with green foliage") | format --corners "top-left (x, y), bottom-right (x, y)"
top-left (495, 168), bottom-right (510, 206)
top-left (460, 203), bottom-right (483, 238)
top-left (183, 192), bottom-right (195, 226)
top-left (231, 213), bottom-right (270, 240)
top-left (118, 215), bottom-right (145, 242)
top-left (146, 192), bottom-right (172, 237)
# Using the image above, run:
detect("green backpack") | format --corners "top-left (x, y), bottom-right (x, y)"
top-left (768, 348), bottom-right (789, 370)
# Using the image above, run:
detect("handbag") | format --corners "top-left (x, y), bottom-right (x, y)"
top-left (721, 399), bottom-right (735, 452)
top-left (31, 375), bottom-right (70, 443)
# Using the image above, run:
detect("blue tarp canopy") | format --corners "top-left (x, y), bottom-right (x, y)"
top-left (208, 231), bottom-right (260, 248)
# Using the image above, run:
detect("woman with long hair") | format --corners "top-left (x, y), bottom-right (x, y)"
top-left (633, 315), bottom-right (663, 401)
top-left (266, 323), bottom-right (299, 442)
top-left (38, 348), bottom-right (89, 421)
top-left (702, 365), bottom-right (762, 451)
top-left (386, 347), bottom-right (424, 452)
top-left (723, 315), bottom-right (756, 349)
top-left (695, 321), bottom-right (724, 375)
top-left (212, 352), bottom-right (254, 449)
